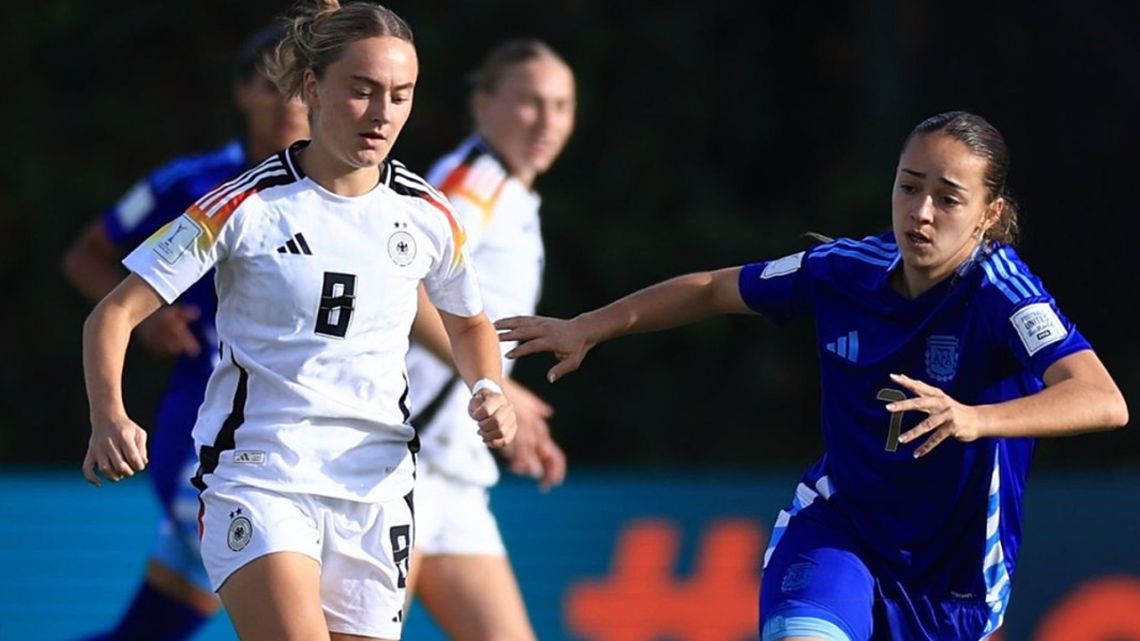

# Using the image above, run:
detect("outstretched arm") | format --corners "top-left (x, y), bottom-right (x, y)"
top-left (893, 349), bottom-right (1128, 457)
top-left (495, 266), bottom-right (752, 382)
top-left (82, 274), bottom-right (165, 485)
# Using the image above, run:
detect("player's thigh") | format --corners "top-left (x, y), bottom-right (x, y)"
top-left (412, 469), bottom-right (531, 641)
top-left (200, 479), bottom-right (327, 639)
top-left (416, 554), bottom-right (535, 641)
top-left (218, 551), bottom-right (327, 641)
top-left (761, 509), bottom-right (873, 641)
top-left (144, 558), bottom-right (219, 615)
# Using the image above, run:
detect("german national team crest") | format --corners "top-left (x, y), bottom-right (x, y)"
top-left (227, 508), bottom-right (253, 552)
top-left (925, 335), bottom-right (959, 383)
top-left (388, 229), bottom-right (416, 267)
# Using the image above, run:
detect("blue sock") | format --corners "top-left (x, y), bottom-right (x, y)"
top-left (79, 581), bottom-right (210, 641)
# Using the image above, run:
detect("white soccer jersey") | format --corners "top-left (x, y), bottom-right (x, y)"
top-left (405, 136), bottom-right (545, 486)
top-left (123, 142), bottom-right (483, 502)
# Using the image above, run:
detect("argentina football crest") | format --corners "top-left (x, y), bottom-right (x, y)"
top-left (925, 335), bottom-right (959, 382)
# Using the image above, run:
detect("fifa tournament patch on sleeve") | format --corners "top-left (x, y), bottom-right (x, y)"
top-left (761, 251), bottom-right (805, 279)
top-left (1010, 302), bottom-right (1068, 355)
top-left (152, 215), bottom-right (204, 265)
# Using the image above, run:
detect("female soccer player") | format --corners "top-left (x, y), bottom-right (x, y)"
top-left (496, 111), bottom-right (1128, 641)
top-left (62, 23), bottom-right (307, 641)
top-left (404, 38), bottom-right (575, 641)
top-left (80, 2), bottom-right (516, 640)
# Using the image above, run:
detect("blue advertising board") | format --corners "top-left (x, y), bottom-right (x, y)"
top-left (1, 470), bottom-right (1136, 641)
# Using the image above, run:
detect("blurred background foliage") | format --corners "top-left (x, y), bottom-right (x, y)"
top-left (2, 0), bottom-right (1135, 471)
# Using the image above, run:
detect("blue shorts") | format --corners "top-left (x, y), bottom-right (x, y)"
top-left (151, 455), bottom-right (211, 591)
top-left (760, 503), bottom-right (993, 641)
top-left (148, 374), bottom-right (207, 508)
top-left (147, 374), bottom-right (211, 591)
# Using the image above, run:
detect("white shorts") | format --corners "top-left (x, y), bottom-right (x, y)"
top-left (414, 462), bottom-right (505, 556)
top-left (199, 478), bottom-right (414, 639)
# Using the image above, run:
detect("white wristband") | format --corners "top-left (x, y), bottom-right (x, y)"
top-left (471, 378), bottom-right (503, 396)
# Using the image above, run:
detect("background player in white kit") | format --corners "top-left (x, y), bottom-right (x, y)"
top-left (79, 2), bottom-right (516, 641)
top-left (404, 39), bottom-right (575, 641)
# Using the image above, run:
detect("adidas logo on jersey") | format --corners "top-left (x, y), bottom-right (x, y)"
top-left (277, 232), bottom-right (313, 255)
top-left (825, 331), bottom-right (859, 363)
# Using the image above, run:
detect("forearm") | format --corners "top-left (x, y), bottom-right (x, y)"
top-left (447, 314), bottom-right (505, 389)
top-left (575, 267), bottom-right (745, 345)
top-left (82, 275), bottom-right (165, 422)
top-left (82, 302), bottom-right (135, 422)
top-left (977, 377), bottom-right (1128, 439)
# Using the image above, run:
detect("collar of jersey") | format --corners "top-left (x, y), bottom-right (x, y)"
top-left (286, 140), bottom-right (392, 202)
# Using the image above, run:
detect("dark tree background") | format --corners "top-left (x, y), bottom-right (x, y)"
top-left (2, 0), bottom-right (1135, 471)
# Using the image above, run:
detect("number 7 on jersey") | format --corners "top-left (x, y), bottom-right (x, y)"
top-left (877, 388), bottom-right (906, 452)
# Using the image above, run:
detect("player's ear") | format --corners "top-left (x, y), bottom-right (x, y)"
top-left (981, 197), bottom-right (1005, 238)
top-left (302, 69), bottom-right (320, 111)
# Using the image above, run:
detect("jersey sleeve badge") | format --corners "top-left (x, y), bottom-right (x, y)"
top-left (1010, 302), bottom-right (1068, 355)
top-left (761, 251), bottom-right (805, 279)
top-left (152, 215), bottom-right (204, 265)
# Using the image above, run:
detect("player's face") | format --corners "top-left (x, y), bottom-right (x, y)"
top-left (235, 73), bottom-right (309, 157)
top-left (475, 55), bottom-right (576, 187)
top-left (305, 36), bottom-right (418, 171)
top-left (891, 131), bottom-right (1000, 292)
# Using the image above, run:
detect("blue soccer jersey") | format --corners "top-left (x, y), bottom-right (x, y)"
top-left (102, 140), bottom-right (246, 508)
top-left (739, 232), bottom-right (1091, 639)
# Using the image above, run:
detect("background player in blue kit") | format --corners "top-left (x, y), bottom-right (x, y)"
top-left (61, 24), bottom-right (308, 641)
top-left (496, 110), bottom-right (1128, 641)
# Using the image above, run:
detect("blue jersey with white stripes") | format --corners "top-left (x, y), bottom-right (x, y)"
top-left (103, 140), bottom-right (246, 385)
top-left (739, 231), bottom-right (1091, 633)
top-left (102, 140), bottom-right (247, 506)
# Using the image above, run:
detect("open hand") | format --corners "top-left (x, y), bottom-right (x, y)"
top-left (495, 315), bottom-right (590, 383)
top-left (889, 373), bottom-right (986, 458)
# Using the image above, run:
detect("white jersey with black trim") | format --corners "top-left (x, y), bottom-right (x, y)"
top-left (405, 136), bottom-right (545, 486)
top-left (122, 142), bottom-right (483, 502)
